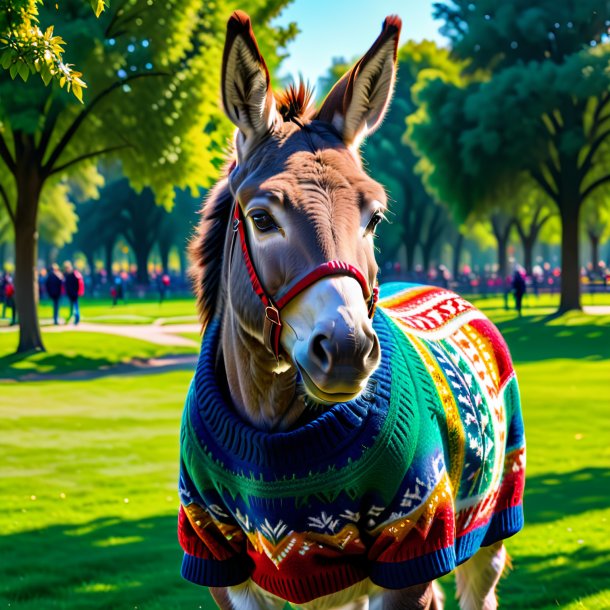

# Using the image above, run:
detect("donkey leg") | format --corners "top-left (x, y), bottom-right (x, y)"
top-left (369, 582), bottom-right (444, 610)
top-left (209, 582), bottom-right (285, 610)
top-left (454, 541), bottom-right (507, 610)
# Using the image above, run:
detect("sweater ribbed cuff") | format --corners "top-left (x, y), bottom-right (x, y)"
top-left (181, 552), bottom-right (251, 587)
top-left (369, 545), bottom-right (456, 589)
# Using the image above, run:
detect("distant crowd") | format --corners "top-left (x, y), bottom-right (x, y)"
top-left (380, 260), bottom-right (609, 295)
top-left (1, 259), bottom-right (608, 326)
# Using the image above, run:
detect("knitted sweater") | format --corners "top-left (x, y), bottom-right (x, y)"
top-left (178, 283), bottom-right (525, 603)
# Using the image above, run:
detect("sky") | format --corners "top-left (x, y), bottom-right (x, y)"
top-left (272, 0), bottom-right (447, 88)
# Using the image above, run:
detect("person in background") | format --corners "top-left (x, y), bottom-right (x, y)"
top-left (45, 264), bottom-right (64, 325)
top-left (64, 261), bottom-right (84, 325)
top-left (512, 267), bottom-right (527, 317)
top-left (158, 272), bottom-right (170, 303)
top-left (4, 275), bottom-right (16, 325)
top-left (0, 271), bottom-right (7, 318)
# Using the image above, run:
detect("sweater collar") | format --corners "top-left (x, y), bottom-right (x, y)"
top-left (190, 310), bottom-right (397, 474)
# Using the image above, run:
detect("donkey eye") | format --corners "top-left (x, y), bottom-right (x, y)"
top-left (366, 212), bottom-right (384, 235)
top-left (251, 211), bottom-right (278, 233)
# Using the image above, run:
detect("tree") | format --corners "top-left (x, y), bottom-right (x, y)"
top-left (409, 0), bottom-right (610, 313)
top-left (511, 182), bottom-right (556, 275)
top-left (156, 187), bottom-right (200, 274)
top-left (0, 0), bottom-right (99, 99)
top-left (318, 43), bottom-right (463, 273)
top-left (489, 209), bottom-right (515, 280)
top-left (0, 0), bottom-right (295, 352)
top-left (582, 195), bottom-right (610, 271)
top-left (362, 41), bottom-right (463, 272)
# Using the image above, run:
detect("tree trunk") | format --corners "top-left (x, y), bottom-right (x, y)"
top-left (104, 240), bottom-right (114, 278)
top-left (452, 232), bottom-right (464, 280)
top-left (159, 240), bottom-right (171, 274)
top-left (558, 201), bottom-right (581, 312)
top-left (178, 245), bottom-right (187, 280)
top-left (496, 235), bottom-right (509, 280)
top-left (405, 240), bottom-right (417, 273)
top-left (85, 251), bottom-right (96, 290)
top-left (589, 233), bottom-right (600, 270)
top-left (134, 243), bottom-right (151, 285)
top-left (522, 236), bottom-right (535, 277)
top-left (14, 177), bottom-right (44, 353)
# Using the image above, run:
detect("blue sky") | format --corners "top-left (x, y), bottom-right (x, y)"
top-left (273, 0), bottom-right (447, 87)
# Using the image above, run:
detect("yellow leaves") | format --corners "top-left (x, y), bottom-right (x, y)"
top-left (92, 0), bottom-right (107, 18)
top-left (0, 0), bottom-right (103, 102)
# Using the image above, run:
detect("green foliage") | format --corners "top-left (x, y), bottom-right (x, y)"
top-left (0, 0), bottom-right (104, 101)
top-left (38, 181), bottom-right (78, 247)
top-left (359, 40), bottom-right (464, 269)
top-left (409, 3), bottom-right (610, 220)
top-left (434, 0), bottom-right (610, 71)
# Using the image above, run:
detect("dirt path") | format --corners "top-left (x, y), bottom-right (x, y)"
top-left (583, 306), bottom-right (610, 315)
top-left (0, 320), bottom-right (201, 347)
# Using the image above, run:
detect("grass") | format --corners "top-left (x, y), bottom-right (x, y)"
top-left (1, 296), bottom-right (609, 609)
top-left (2, 296), bottom-right (199, 327)
top-left (0, 371), bottom-right (212, 610)
top-left (0, 331), bottom-right (197, 381)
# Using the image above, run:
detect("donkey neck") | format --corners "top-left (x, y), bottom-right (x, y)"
top-left (219, 307), bottom-right (309, 431)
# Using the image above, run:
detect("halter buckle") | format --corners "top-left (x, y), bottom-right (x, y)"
top-left (265, 305), bottom-right (281, 325)
top-left (232, 218), bottom-right (240, 232)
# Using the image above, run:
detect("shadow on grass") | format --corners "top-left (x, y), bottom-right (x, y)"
top-left (0, 514), bottom-right (213, 610)
top-left (507, 546), bottom-right (610, 609)
top-left (525, 468), bottom-right (610, 525)
top-left (0, 352), bottom-right (116, 382)
top-left (494, 317), bottom-right (610, 362)
top-left (0, 352), bottom-right (198, 382)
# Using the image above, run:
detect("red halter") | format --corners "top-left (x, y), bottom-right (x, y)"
top-left (231, 201), bottom-right (379, 360)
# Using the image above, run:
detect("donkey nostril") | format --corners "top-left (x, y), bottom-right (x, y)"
top-left (310, 334), bottom-right (332, 372)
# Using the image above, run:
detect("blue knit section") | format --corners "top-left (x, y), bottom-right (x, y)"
top-left (189, 311), bottom-right (397, 480)
top-left (481, 504), bottom-right (524, 547)
top-left (370, 545), bottom-right (456, 589)
top-left (378, 282), bottom-right (423, 299)
top-left (181, 552), bottom-right (251, 587)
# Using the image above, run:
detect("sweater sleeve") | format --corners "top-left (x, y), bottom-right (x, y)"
top-left (178, 467), bottom-right (251, 587)
top-left (178, 504), bottom-right (252, 587)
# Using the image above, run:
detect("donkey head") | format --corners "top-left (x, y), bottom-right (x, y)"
top-left (218, 11), bottom-right (400, 405)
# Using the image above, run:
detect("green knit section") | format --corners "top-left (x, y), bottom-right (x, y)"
top-left (183, 310), bottom-right (423, 506)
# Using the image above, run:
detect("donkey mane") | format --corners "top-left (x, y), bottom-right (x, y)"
top-left (189, 172), bottom-right (233, 329)
top-left (275, 81), bottom-right (315, 122)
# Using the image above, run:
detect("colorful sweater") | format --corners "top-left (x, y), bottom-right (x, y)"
top-left (178, 283), bottom-right (525, 603)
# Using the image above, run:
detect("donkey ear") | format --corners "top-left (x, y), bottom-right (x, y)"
top-left (317, 16), bottom-right (401, 148)
top-left (221, 11), bottom-right (277, 145)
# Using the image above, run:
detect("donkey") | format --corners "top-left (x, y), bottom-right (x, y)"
top-left (179, 11), bottom-right (525, 610)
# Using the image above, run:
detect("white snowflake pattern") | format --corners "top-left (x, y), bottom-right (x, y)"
top-left (400, 454), bottom-right (445, 510)
top-left (178, 483), bottom-right (192, 501)
top-left (234, 508), bottom-right (251, 531)
top-left (339, 509), bottom-right (361, 523)
top-left (207, 504), bottom-right (229, 518)
top-left (259, 518), bottom-right (290, 545)
top-left (308, 511), bottom-right (340, 533)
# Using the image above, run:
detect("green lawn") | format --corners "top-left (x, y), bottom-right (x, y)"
top-left (1, 298), bottom-right (609, 609)
top-left (0, 331), bottom-right (198, 381)
top-left (26, 296), bottom-right (199, 326)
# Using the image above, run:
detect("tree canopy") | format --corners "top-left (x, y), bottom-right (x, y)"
top-left (409, 0), bottom-right (610, 312)
top-left (0, 0), bottom-right (296, 352)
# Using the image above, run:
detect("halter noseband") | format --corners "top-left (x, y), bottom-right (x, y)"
top-left (230, 199), bottom-right (379, 361)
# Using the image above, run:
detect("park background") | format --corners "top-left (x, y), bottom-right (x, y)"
top-left (1, 0), bottom-right (609, 608)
